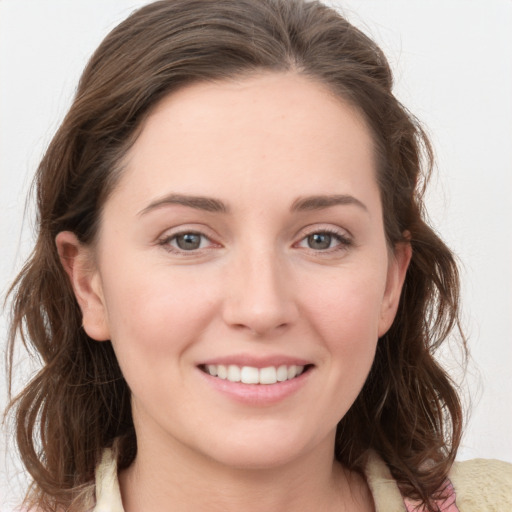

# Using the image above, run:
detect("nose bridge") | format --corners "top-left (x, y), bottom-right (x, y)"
top-left (222, 243), bottom-right (298, 336)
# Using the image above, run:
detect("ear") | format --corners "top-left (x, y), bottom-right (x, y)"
top-left (55, 231), bottom-right (110, 341)
top-left (378, 238), bottom-right (412, 337)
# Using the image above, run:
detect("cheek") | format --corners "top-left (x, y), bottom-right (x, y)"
top-left (298, 263), bottom-right (387, 379)
top-left (302, 267), bottom-right (386, 339)
top-left (291, 267), bottom-right (386, 429)
top-left (100, 262), bottom-right (219, 363)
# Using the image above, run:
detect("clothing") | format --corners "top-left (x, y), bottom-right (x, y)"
top-left (364, 451), bottom-right (512, 511)
top-left (91, 448), bottom-right (512, 512)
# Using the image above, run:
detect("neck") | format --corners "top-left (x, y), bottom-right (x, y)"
top-left (119, 430), bottom-right (372, 512)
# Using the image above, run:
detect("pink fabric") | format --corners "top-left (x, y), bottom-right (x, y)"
top-left (403, 479), bottom-right (459, 512)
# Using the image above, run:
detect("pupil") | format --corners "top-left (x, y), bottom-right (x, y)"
top-left (177, 233), bottom-right (201, 250)
top-left (308, 233), bottom-right (331, 250)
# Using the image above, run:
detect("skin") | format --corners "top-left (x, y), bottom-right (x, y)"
top-left (57, 72), bottom-right (411, 512)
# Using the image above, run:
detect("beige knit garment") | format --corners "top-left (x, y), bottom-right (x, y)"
top-left (364, 450), bottom-right (512, 511)
top-left (449, 457), bottom-right (512, 511)
top-left (92, 448), bottom-right (512, 511)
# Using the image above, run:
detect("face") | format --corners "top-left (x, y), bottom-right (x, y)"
top-left (59, 73), bottom-right (410, 470)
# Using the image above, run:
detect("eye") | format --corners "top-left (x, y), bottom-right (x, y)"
top-left (296, 230), bottom-right (352, 252)
top-left (306, 233), bottom-right (335, 250)
top-left (174, 233), bottom-right (204, 250)
top-left (159, 231), bottom-right (214, 252)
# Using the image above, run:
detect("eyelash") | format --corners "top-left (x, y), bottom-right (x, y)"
top-left (158, 231), bottom-right (217, 254)
top-left (294, 227), bottom-right (353, 254)
top-left (157, 227), bottom-right (353, 255)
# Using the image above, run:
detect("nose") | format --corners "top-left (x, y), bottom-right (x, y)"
top-left (221, 248), bottom-right (299, 337)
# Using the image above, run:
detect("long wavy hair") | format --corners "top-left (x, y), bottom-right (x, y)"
top-left (5, 1), bottom-right (465, 510)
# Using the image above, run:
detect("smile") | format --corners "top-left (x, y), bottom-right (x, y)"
top-left (200, 364), bottom-right (308, 384)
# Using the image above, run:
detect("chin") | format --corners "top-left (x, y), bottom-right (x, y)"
top-left (196, 425), bottom-right (327, 471)
top-left (211, 444), bottom-right (302, 471)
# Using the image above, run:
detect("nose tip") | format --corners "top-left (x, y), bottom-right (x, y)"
top-left (227, 301), bottom-right (292, 337)
top-left (221, 254), bottom-right (298, 337)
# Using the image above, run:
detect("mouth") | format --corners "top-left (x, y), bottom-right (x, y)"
top-left (198, 364), bottom-right (313, 385)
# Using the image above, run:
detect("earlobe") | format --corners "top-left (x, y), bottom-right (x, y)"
top-left (55, 231), bottom-right (110, 341)
top-left (378, 240), bottom-right (412, 337)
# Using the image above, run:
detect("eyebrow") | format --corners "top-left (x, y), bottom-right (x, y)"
top-left (291, 194), bottom-right (368, 213)
top-left (138, 192), bottom-right (368, 217)
top-left (138, 193), bottom-right (229, 216)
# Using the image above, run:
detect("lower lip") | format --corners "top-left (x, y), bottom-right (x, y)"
top-left (197, 367), bottom-right (312, 406)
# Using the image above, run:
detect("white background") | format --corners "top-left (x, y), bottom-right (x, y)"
top-left (1, 0), bottom-right (511, 509)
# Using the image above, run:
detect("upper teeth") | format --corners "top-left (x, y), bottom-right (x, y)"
top-left (205, 364), bottom-right (305, 384)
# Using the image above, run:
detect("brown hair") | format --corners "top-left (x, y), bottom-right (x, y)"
top-left (5, 1), bottom-right (465, 510)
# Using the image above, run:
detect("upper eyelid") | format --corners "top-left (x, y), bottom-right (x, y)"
top-left (295, 223), bottom-right (353, 240)
top-left (157, 223), bottom-right (218, 240)
top-left (156, 225), bottom-right (220, 251)
top-left (158, 231), bottom-right (220, 255)
top-left (156, 223), bottom-right (353, 245)
top-left (293, 224), bottom-right (355, 253)
top-left (295, 230), bottom-right (352, 247)
top-left (160, 231), bottom-right (215, 244)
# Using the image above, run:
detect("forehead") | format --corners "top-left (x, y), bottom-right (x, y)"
top-left (112, 72), bottom-right (379, 212)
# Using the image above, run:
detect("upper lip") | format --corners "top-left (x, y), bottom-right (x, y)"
top-left (198, 354), bottom-right (313, 368)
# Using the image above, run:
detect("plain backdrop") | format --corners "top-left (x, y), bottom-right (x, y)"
top-left (1, 0), bottom-right (511, 510)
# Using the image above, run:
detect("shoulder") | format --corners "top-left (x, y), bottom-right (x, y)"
top-left (364, 452), bottom-right (512, 512)
top-left (448, 458), bottom-right (512, 511)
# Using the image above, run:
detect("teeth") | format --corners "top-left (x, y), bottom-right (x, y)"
top-left (241, 366), bottom-right (259, 384)
top-left (259, 366), bottom-right (277, 384)
top-left (276, 365), bottom-right (288, 382)
top-left (217, 365), bottom-right (228, 379)
top-left (204, 364), bottom-right (307, 384)
top-left (227, 365), bottom-right (241, 382)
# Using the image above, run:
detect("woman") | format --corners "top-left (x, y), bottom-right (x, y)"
top-left (4, 1), bottom-right (511, 511)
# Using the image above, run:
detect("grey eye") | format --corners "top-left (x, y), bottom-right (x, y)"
top-left (175, 233), bottom-right (203, 250)
top-left (307, 233), bottom-right (333, 250)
